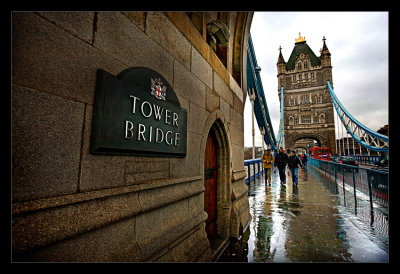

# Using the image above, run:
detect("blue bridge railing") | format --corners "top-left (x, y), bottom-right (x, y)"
top-left (244, 158), bottom-right (264, 184)
top-left (352, 155), bottom-right (381, 165)
top-left (308, 158), bottom-right (388, 207)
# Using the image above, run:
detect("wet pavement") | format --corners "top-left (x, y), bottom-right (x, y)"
top-left (218, 166), bottom-right (389, 262)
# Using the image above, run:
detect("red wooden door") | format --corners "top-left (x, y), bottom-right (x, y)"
top-left (204, 132), bottom-right (217, 240)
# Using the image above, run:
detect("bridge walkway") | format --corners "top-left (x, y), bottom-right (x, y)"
top-left (218, 166), bottom-right (388, 262)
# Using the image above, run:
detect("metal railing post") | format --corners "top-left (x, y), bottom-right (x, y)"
top-left (334, 164), bottom-right (337, 185)
top-left (367, 170), bottom-right (374, 209)
top-left (352, 167), bottom-right (357, 213)
top-left (341, 165), bottom-right (346, 204)
top-left (247, 163), bottom-right (251, 184)
top-left (309, 158), bottom-right (387, 208)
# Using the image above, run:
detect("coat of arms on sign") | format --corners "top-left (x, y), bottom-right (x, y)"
top-left (150, 77), bottom-right (167, 100)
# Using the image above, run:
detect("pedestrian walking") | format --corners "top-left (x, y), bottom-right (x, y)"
top-left (301, 153), bottom-right (308, 170)
top-left (288, 151), bottom-right (303, 187)
top-left (275, 147), bottom-right (288, 184)
top-left (261, 149), bottom-right (275, 185)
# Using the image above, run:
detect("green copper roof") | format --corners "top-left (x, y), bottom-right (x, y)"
top-left (285, 42), bottom-right (321, 70)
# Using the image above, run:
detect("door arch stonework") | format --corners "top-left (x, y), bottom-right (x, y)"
top-left (200, 110), bottom-right (232, 247)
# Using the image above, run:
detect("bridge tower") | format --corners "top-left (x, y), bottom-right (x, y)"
top-left (277, 33), bottom-right (336, 154)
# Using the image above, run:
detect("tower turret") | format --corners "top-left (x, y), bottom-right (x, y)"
top-left (320, 36), bottom-right (333, 84)
top-left (320, 36), bottom-right (331, 67)
top-left (277, 46), bottom-right (286, 75)
top-left (277, 46), bottom-right (286, 90)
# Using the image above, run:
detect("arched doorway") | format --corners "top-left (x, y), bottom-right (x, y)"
top-left (287, 133), bottom-right (329, 153)
top-left (201, 114), bottom-right (232, 253)
top-left (204, 130), bottom-right (218, 240)
top-left (293, 137), bottom-right (320, 154)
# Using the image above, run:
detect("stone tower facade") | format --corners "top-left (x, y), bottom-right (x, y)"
top-left (12, 12), bottom-right (253, 262)
top-left (277, 33), bottom-right (336, 154)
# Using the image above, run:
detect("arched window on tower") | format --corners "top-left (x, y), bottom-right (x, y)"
top-left (304, 61), bottom-right (308, 69)
top-left (319, 113), bottom-right (326, 123)
top-left (297, 62), bottom-right (302, 70)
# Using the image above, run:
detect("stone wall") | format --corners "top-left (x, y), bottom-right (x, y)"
top-left (12, 12), bottom-right (252, 262)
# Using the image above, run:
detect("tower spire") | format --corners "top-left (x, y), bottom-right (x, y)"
top-left (277, 45), bottom-right (286, 75)
top-left (321, 36), bottom-right (331, 56)
top-left (277, 45), bottom-right (285, 65)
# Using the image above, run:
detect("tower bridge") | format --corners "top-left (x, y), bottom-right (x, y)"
top-left (12, 12), bottom-right (388, 263)
top-left (240, 32), bottom-right (389, 262)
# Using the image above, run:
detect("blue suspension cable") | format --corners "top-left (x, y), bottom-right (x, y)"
top-left (327, 81), bottom-right (388, 152)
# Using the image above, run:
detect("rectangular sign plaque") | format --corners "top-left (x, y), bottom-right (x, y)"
top-left (90, 68), bottom-right (187, 157)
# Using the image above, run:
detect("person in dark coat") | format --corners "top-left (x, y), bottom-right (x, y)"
top-left (301, 153), bottom-right (308, 170)
top-left (288, 151), bottom-right (303, 186)
top-left (275, 147), bottom-right (288, 184)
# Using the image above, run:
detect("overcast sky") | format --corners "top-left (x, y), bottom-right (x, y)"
top-left (244, 11), bottom-right (389, 148)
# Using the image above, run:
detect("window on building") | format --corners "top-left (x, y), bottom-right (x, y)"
top-left (293, 75), bottom-right (296, 81)
top-left (289, 98), bottom-right (295, 106)
top-left (316, 96), bottom-right (322, 104)
top-left (294, 117), bottom-right (299, 125)
top-left (319, 113), bottom-right (326, 123)
top-left (297, 63), bottom-right (302, 70)
top-left (305, 73), bottom-right (308, 80)
top-left (299, 74), bottom-right (302, 80)
top-left (304, 61), bottom-right (308, 69)
top-left (300, 95), bottom-right (309, 104)
top-left (311, 72), bottom-right (315, 79)
top-left (301, 115), bottom-right (311, 124)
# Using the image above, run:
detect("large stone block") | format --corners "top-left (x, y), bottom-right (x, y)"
top-left (229, 107), bottom-right (244, 129)
top-left (230, 125), bottom-right (244, 147)
top-left (170, 131), bottom-right (202, 178)
top-left (138, 177), bottom-right (201, 213)
top-left (173, 60), bottom-right (206, 108)
top-left (94, 12), bottom-right (174, 85)
top-left (122, 12), bottom-right (146, 32)
top-left (229, 74), bottom-right (243, 102)
top-left (135, 198), bottom-right (191, 258)
top-left (146, 12), bottom-right (192, 70)
top-left (79, 105), bottom-right (127, 192)
top-left (188, 101), bottom-right (210, 135)
top-left (219, 98), bottom-right (231, 124)
top-left (14, 215), bottom-right (140, 262)
top-left (12, 85), bottom-right (84, 201)
top-left (12, 12), bottom-right (126, 105)
top-left (167, 225), bottom-right (210, 262)
top-left (213, 71), bottom-right (233, 107)
top-left (37, 12), bottom-right (95, 44)
top-left (231, 144), bottom-right (244, 171)
top-left (205, 87), bottom-right (220, 113)
top-left (191, 46), bottom-right (213, 89)
top-left (125, 157), bottom-right (170, 184)
top-left (12, 187), bottom-right (141, 255)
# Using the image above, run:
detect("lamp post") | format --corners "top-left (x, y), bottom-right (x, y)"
top-left (249, 88), bottom-right (256, 159)
top-left (260, 126), bottom-right (265, 152)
